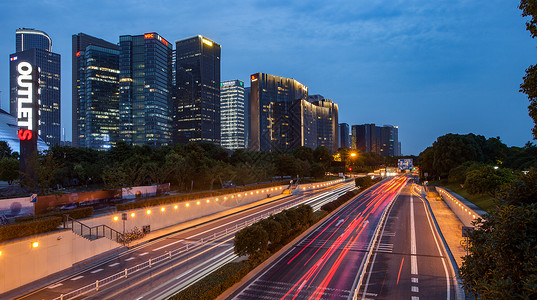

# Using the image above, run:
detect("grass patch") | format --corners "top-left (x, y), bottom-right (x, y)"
top-left (429, 180), bottom-right (495, 212)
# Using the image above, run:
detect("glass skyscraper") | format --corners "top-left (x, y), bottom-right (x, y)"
top-left (10, 28), bottom-right (61, 147)
top-left (174, 35), bottom-right (221, 145)
top-left (339, 123), bottom-right (350, 148)
top-left (297, 96), bottom-right (339, 152)
top-left (16, 28), bottom-right (52, 52)
top-left (220, 80), bottom-right (245, 150)
top-left (250, 73), bottom-right (308, 151)
top-left (72, 33), bottom-right (119, 150)
top-left (119, 33), bottom-right (173, 147)
top-left (352, 123), bottom-right (399, 156)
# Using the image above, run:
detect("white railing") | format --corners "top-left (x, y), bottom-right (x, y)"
top-left (52, 200), bottom-right (301, 300)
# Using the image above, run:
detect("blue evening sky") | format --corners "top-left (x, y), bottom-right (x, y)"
top-left (0, 0), bottom-right (534, 155)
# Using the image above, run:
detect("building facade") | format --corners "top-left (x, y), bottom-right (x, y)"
top-left (244, 86), bottom-right (251, 149)
top-left (119, 33), bottom-right (173, 147)
top-left (220, 80), bottom-right (245, 150)
top-left (10, 28), bottom-right (61, 147)
top-left (174, 35), bottom-right (221, 145)
top-left (307, 96), bottom-right (339, 153)
top-left (352, 123), bottom-right (399, 156)
top-left (72, 33), bottom-right (120, 149)
top-left (250, 73), bottom-right (308, 151)
top-left (339, 123), bottom-right (350, 148)
top-left (16, 28), bottom-right (52, 52)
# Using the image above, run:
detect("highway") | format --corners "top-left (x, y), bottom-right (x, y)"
top-left (227, 176), bottom-right (408, 300)
top-left (358, 180), bottom-right (459, 300)
top-left (16, 181), bottom-right (355, 300)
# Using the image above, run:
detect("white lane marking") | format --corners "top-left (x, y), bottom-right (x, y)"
top-left (412, 297), bottom-right (420, 300)
top-left (419, 197), bottom-right (452, 300)
top-left (335, 219), bottom-right (345, 226)
top-left (152, 239), bottom-right (183, 251)
top-left (412, 277), bottom-right (419, 283)
top-left (90, 268), bottom-right (103, 274)
top-left (71, 275), bottom-right (84, 281)
top-left (411, 286), bottom-right (419, 293)
top-left (47, 283), bottom-right (63, 289)
top-left (175, 269), bottom-right (193, 280)
top-left (139, 252), bottom-right (149, 256)
top-left (109, 262), bottom-right (120, 267)
top-left (359, 178), bottom-right (406, 300)
top-left (410, 194), bottom-right (418, 275)
top-left (125, 257), bottom-right (135, 261)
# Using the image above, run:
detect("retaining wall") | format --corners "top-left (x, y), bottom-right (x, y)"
top-left (436, 187), bottom-right (484, 227)
top-left (0, 230), bottom-right (119, 294)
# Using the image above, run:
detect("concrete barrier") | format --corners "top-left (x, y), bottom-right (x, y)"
top-left (436, 187), bottom-right (485, 227)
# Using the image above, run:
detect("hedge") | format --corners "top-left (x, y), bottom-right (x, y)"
top-left (0, 217), bottom-right (62, 242)
top-left (116, 181), bottom-right (287, 211)
top-left (169, 260), bottom-right (253, 300)
top-left (14, 207), bottom-right (94, 223)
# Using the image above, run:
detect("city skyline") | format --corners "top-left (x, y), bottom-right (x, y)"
top-left (0, 0), bottom-right (534, 155)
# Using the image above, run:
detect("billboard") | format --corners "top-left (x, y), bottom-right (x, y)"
top-left (398, 158), bottom-right (413, 170)
top-left (16, 61), bottom-right (39, 181)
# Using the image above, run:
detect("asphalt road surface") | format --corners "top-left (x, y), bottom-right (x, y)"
top-left (16, 181), bottom-right (355, 300)
top-left (358, 181), bottom-right (459, 300)
top-left (227, 176), bottom-right (408, 300)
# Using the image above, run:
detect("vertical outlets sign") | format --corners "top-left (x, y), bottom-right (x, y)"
top-left (17, 62), bottom-right (35, 141)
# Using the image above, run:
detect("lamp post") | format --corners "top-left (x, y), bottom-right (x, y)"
top-left (121, 213), bottom-right (127, 236)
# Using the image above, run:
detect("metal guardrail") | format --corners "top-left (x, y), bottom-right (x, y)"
top-left (53, 200), bottom-right (302, 300)
top-left (63, 216), bottom-right (124, 244)
top-left (52, 180), bottom-right (348, 300)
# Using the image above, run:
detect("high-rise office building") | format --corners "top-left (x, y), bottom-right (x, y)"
top-left (72, 33), bottom-right (120, 149)
top-left (174, 35), bottom-right (221, 145)
top-left (220, 80), bottom-right (245, 150)
top-left (119, 32), bottom-right (173, 147)
top-left (16, 28), bottom-right (52, 52)
top-left (380, 125), bottom-right (399, 157)
top-left (352, 123), bottom-right (399, 156)
top-left (250, 73), bottom-right (308, 151)
top-left (307, 95), bottom-right (339, 153)
top-left (339, 123), bottom-right (350, 148)
top-left (10, 28), bottom-right (61, 146)
top-left (244, 87), bottom-right (251, 149)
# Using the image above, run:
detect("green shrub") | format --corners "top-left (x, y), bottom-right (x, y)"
top-left (172, 203), bottom-right (328, 300)
top-left (0, 217), bottom-right (62, 242)
top-left (14, 207), bottom-right (94, 223)
top-left (116, 181), bottom-right (287, 211)
top-left (169, 260), bottom-right (252, 300)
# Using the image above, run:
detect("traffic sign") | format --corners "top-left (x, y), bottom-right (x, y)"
top-left (398, 159), bottom-right (413, 170)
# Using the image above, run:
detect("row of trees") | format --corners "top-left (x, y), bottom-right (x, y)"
top-left (0, 140), bottom-right (399, 195)
top-left (234, 205), bottom-right (315, 263)
top-left (418, 133), bottom-right (536, 179)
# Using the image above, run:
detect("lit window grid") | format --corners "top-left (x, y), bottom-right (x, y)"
top-left (220, 83), bottom-right (245, 150)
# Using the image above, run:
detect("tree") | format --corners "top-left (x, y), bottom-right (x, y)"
top-left (521, 0), bottom-right (537, 139)
top-left (314, 146), bottom-right (331, 166)
top-left (0, 157), bottom-right (19, 184)
top-left (464, 166), bottom-right (514, 197)
top-left (0, 141), bottom-right (13, 160)
top-left (20, 152), bottom-right (62, 195)
top-left (234, 225), bottom-right (269, 262)
top-left (459, 169), bottom-right (537, 299)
